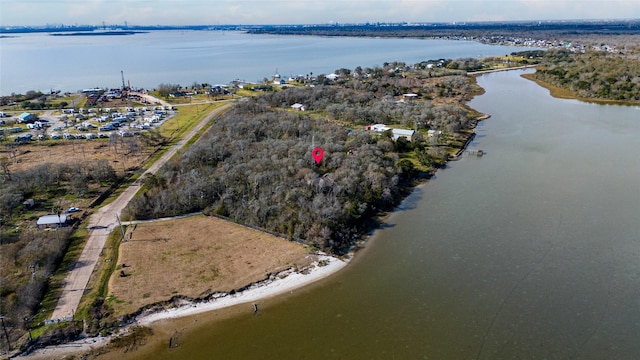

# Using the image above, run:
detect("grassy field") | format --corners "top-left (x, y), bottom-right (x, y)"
top-left (158, 103), bottom-right (218, 140)
top-left (107, 215), bottom-right (313, 316)
top-left (2, 140), bottom-right (151, 174)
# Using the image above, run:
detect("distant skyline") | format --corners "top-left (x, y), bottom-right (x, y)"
top-left (1, 0), bottom-right (639, 27)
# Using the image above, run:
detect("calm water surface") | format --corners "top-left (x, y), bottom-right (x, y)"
top-left (135, 70), bottom-right (640, 359)
top-left (1, 31), bottom-right (534, 95)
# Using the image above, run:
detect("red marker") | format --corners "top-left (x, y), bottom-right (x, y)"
top-left (312, 147), bottom-right (324, 164)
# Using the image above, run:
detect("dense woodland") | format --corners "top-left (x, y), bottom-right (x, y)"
top-left (124, 99), bottom-right (404, 252)
top-left (530, 50), bottom-right (640, 101)
top-left (262, 74), bottom-right (474, 132)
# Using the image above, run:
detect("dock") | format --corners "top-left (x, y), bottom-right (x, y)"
top-left (465, 149), bottom-right (484, 156)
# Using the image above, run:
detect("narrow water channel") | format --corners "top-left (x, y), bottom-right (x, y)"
top-left (136, 69), bottom-right (640, 359)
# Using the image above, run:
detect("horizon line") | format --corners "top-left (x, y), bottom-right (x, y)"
top-left (3, 18), bottom-right (639, 29)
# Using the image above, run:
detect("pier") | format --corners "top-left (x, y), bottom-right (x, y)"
top-left (465, 149), bottom-right (484, 156)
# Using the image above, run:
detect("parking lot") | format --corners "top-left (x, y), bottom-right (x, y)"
top-left (1, 105), bottom-right (176, 143)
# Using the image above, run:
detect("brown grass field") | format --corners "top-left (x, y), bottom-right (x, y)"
top-left (107, 214), bottom-right (314, 315)
top-left (2, 140), bottom-right (152, 174)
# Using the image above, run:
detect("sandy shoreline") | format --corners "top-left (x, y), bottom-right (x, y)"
top-left (17, 255), bottom-right (348, 359)
top-left (136, 254), bottom-right (348, 325)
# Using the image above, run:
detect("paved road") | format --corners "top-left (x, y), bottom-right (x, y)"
top-left (49, 102), bottom-right (231, 322)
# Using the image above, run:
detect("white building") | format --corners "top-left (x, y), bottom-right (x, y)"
top-left (291, 103), bottom-right (306, 111)
top-left (37, 214), bottom-right (69, 228)
top-left (366, 124), bottom-right (415, 141)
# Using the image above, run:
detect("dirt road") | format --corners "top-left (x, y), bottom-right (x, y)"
top-left (48, 102), bottom-right (232, 323)
top-left (129, 91), bottom-right (172, 108)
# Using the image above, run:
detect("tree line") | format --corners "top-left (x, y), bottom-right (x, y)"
top-left (528, 49), bottom-right (640, 102)
top-left (247, 21), bottom-right (640, 42)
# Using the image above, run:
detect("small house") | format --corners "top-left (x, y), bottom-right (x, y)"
top-left (366, 124), bottom-right (414, 141)
top-left (391, 129), bottom-right (415, 141)
top-left (37, 214), bottom-right (69, 229)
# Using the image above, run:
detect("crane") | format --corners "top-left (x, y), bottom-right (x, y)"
top-left (121, 70), bottom-right (126, 90)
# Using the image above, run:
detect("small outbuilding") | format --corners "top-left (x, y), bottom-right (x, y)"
top-left (23, 199), bottom-right (35, 208)
top-left (366, 124), bottom-right (391, 133)
top-left (291, 103), bottom-right (306, 111)
top-left (37, 214), bottom-right (69, 229)
top-left (18, 112), bottom-right (36, 123)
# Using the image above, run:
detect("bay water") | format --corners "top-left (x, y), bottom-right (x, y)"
top-left (2, 30), bottom-right (531, 95)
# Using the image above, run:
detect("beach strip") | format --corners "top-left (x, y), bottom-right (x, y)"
top-left (136, 255), bottom-right (348, 325)
top-left (19, 255), bottom-right (348, 359)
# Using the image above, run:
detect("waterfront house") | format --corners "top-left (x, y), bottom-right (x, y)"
top-left (366, 124), bottom-right (415, 141)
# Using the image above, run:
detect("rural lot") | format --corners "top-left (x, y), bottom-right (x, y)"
top-left (110, 215), bottom-right (315, 315)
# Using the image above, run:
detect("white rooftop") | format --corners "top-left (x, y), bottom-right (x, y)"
top-left (37, 214), bottom-right (68, 226)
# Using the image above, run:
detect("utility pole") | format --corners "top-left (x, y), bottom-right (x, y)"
top-left (116, 214), bottom-right (126, 241)
top-left (24, 318), bottom-right (32, 342)
top-left (0, 315), bottom-right (11, 351)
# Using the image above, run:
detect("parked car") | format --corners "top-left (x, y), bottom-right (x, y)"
top-left (66, 207), bottom-right (80, 213)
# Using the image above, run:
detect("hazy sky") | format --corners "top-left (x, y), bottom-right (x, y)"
top-left (1, 0), bottom-right (638, 26)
